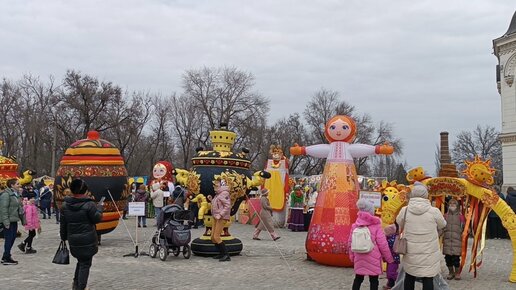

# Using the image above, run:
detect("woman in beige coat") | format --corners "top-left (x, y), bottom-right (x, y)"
top-left (253, 189), bottom-right (280, 241)
top-left (396, 182), bottom-right (446, 290)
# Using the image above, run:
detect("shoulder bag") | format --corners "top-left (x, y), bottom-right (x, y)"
top-left (394, 207), bottom-right (408, 254)
top-left (52, 240), bottom-right (70, 265)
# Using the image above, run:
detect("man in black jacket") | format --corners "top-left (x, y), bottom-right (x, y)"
top-left (60, 179), bottom-right (103, 290)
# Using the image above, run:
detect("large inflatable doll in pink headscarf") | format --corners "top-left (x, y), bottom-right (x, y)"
top-left (290, 115), bottom-right (394, 267)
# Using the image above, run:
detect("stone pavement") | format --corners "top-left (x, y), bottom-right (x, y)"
top-left (1, 217), bottom-right (515, 290)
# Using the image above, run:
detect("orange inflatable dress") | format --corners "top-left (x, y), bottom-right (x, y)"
top-left (290, 115), bottom-right (393, 267)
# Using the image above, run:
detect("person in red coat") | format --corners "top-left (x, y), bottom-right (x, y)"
top-left (349, 198), bottom-right (394, 290)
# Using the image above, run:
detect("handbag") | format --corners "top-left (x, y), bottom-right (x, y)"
top-left (52, 240), bottom-right (70, 265)
top-left (394, 208), bottom-right (408, 255)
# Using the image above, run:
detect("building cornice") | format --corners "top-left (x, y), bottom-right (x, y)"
top-left (495, 37), bottom-right (516, 56)
top-left (500, 132), bottom-right (516, 143)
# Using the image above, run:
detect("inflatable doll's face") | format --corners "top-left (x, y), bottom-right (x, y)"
top-left (153, 163), bottom-right (167, 179)
top-left (327, 119), bottom-right (352, 141)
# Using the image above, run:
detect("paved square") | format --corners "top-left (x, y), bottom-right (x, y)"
top-left (1, 217), bottom-right (514, 289)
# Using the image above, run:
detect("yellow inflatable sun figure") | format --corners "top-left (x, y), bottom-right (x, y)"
top-left (378, 180), bottom-right (408, 227)
top-left (463, 156), bottom-right (496, 186)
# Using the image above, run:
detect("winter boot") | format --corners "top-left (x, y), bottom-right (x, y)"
top-left (218, 242), bottom-right (231, 262)
top-left (25, 247), bottom-right (37, 254)
top-left (454, 267), bottom-right (461, 280)
top-left (447, 266), bottom-right (455, 280)
top-left (212, 243), bottom-right (224, 259)
top-left (17, 242), bottom-right (26, 253)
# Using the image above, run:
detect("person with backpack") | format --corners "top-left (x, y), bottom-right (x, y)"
top-left (349, 198), bottom-right (394, 290)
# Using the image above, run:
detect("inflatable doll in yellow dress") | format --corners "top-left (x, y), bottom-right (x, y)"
top-left (290, 115), bottom-right (394, 267)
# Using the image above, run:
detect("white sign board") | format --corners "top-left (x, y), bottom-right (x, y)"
top-left (359, 191), bottom-right (382, 209)
top-left (163, 191), bottom-right (171, 198)
top-left (128, 202), bottom-right (146, 216)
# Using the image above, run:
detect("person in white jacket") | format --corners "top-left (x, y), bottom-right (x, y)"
top-left (150, 182), bottom-right (164, 224)
top-left (396, 182), bottom-right (446, 290)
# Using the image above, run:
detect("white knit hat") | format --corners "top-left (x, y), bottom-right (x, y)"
top-left (152, 182), bottom-right (160, 191)
top-left (356, 198), bottom-right (375, 214)
top-left (410, 182), bottom-right (429, 199)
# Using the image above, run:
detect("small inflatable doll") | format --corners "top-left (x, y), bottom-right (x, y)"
top-left (290, 115), bottom-right (394, 266)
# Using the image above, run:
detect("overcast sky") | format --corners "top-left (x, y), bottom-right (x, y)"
top-left (1, 0), bottom-right (515, 175)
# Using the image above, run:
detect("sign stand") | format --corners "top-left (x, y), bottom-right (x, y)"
top-left (123, 202), bottom-right (148, 258)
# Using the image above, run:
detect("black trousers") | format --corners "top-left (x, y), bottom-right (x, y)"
top-left (404, 273), bottom-right (433, 290)
top-left (23, 230), bottom-right (36, 248)
top-left (41, 206), bottom-right (51, 218)
top-left (445, 254), bottom-right (460, 267)
top-left (352, 274), bottom-right (379, 290)
top-left (74, 257), bottom-right (93, 290)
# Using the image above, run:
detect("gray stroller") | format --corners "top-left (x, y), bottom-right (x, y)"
top-left (149, 204), bottom-right (193, 261)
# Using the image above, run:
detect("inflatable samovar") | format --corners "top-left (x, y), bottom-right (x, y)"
top-left (174, 123), bottom-right (270, 256)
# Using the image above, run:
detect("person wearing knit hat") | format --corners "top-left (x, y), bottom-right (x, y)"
top-left (410, 182), bottom-right (429, 199)
top-left (356, 198), bottom-right (375, 215)
top-left (396, 181), bottom-right (446, 290)
top-left (349, 197), bottom-right (394, 290)
top-left (253, 188), bottom-right (280, 241)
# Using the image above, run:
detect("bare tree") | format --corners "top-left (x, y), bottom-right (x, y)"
top-left (181, 66), bottom-right (270, 169)
top-left (451, 125), bottom-right (503, 186)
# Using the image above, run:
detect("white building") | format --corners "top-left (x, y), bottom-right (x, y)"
top-left (493, 11), bottom-right (516, 192)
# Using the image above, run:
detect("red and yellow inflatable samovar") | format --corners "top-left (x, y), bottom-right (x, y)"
top-left (54, 131), bottom-right (130, 235)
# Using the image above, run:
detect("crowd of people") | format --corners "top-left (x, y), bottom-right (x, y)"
top-left (1, 176), bottom-right (516, 289)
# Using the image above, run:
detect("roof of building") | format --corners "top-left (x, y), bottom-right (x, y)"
top-left (505, 11), bottom-right (516, 36)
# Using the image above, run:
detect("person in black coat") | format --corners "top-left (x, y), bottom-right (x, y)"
top-left (60, 178), bottom-right (103, 290)
top-left (487, 190), bottom-right (509, 239)
top-left (39, 185), bottom-right (52, 219)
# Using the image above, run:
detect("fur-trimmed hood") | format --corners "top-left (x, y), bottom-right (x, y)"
top-left (354, 211), bottom-right (381, 227)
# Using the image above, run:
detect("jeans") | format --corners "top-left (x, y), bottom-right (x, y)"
top-left (24, 229), bottom-right (36, 248)
top-left (154, 207), bottom-right (162, 221)
top-left (352, 274), bottom-right (379, 290)
top-left (138, 216), bottom-right (146, 226)
top-left (55, 208), bottom-right (60, 223)
top-left (2, 222), bottom-right (18, 260)
top-left (74, 256), bottom-right (93, 290)
top-left (404, 273), bottom-right (433, 290)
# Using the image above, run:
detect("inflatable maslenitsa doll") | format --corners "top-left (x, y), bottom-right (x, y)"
top-left (290, 115), bottom-right (394, 267)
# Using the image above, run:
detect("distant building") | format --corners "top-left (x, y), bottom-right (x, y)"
top-left (493, 11), bottom-right (516, 192)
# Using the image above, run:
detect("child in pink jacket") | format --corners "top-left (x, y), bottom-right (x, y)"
top-left (18, 198), bottom-right (41, 254)
top-left (349, 198), bottom-right (394, 290)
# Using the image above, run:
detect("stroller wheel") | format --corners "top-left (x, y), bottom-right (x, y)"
top-left (172, 246), bottom-right (180, 257)
top-left (149, 244), bottom-right (158, 258)
top-left (159, 246), bottom-right (168, 261)
top-left (183, 245), bottom-right (191, 259)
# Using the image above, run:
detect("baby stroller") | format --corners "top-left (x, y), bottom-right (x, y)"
top-left (149, 204), bottom-right (193, 261)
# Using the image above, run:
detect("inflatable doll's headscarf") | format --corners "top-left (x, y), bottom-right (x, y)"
top-left (324, 115), bottom-right (357, 143)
